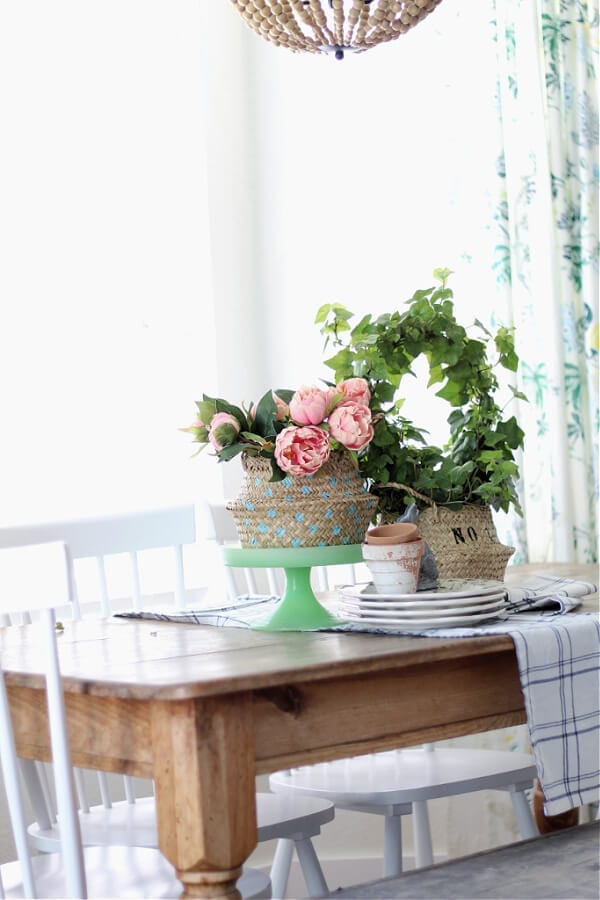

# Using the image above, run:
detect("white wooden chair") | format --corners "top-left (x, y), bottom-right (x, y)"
top-left (0, 540), bottom-right (271, 899)
top-left (208, 502), bottom-right (539, 877)
top-left (0, 506), bottom-right (332, 899)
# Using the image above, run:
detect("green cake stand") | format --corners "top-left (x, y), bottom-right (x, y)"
top-left (222, 544), bottom-right (363, 631)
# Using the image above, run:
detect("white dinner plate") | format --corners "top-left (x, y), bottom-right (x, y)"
top-left (341, 607), bottom-right (508, 630)
top-left (340, 578), bottom-right (506, 602)
top-left (338, 591), bottom-right (507, 611)
top-left (340, 597), bottom-right (508, 619)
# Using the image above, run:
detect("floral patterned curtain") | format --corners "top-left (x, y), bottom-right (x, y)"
top-left (446, 0), bottom-right (598, 858)
top-left (491, 0), bottom-right (598, 564)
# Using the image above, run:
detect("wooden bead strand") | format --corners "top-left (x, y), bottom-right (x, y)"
top-left (344, 0), bottom-right (364, 46)
top-left (228, 0), bottom-right (445, 56)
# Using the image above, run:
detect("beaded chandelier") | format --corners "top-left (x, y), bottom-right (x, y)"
top-left (229, 0), bottom-right (445, 59)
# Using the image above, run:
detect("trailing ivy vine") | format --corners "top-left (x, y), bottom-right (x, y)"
top-left (316, 269), bottom-right (527, 517)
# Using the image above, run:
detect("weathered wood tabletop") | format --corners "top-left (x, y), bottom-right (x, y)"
top-left (1, 562), bottom-right (597, 898)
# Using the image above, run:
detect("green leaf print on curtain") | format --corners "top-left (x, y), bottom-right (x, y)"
top-left (491, 0), bottom-right (598, 563)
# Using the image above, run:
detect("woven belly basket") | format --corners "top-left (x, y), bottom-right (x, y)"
top-left (227, 452), bottom-right (377, 549)
top-left (417, 503), bottom-right (515, 581)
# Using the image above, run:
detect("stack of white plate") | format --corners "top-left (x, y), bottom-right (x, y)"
top-left (338, 578), bottom-right (509, 631)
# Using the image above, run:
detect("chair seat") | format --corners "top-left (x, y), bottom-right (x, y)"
top-left (255, 792), bottom-right (335, 841)
top-left (270, 748), bottom-right (538, 807)
top-left (0, 845), bottom-right (271, 899)
top-left (28, 792), bottom-right (334, 850)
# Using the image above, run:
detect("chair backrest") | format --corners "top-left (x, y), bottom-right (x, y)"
top-left (0, 506), bottom-right (197, 830)
top-left (0, 505), bottom-right (197, 620)
top-left (0, 542), bottom-right (86, 898)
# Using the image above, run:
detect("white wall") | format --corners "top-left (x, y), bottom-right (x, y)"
top-left (0, 0), bottom-right (217, 523)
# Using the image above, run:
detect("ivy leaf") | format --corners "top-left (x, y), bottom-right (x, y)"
top-left (433, 266), bottom-right (453, 284)
top-left (435, 380), bottom-right (464, 406)
top-left (498, 416), bottom-right (525, 449)
top-left (314, 303), bottom-right (353, 325)
top-left (509, 385), bottom-right (529, 402)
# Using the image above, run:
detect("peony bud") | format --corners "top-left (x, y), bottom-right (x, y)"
top-left (209, 412), bottom-right (241, 452)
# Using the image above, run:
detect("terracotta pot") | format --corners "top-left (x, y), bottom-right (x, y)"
top-left (365, 523), bottom-right (419, 545)
top-left (361, 538), bottom-right (425, 594)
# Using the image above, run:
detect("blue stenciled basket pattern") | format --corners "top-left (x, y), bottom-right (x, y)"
top-left (227, 453), bottom-right (377, 548)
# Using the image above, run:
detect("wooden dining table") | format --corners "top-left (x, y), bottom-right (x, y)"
top-left (1, 562), bottom-right (597, 898)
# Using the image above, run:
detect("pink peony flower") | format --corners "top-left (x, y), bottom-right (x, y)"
top-left (289, 385), bottom-right (332, 426)
top-left (327, 401), bottom-right (374, 451)
top-left (337, 377), bottom-right (371, 408)
top-left (274, 425), bottom-right (331, 476)
top-left (209, 412), bottom-right (241, 452)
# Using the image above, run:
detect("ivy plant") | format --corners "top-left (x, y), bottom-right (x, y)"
top-left (316, 268), bottom-right (527, 517)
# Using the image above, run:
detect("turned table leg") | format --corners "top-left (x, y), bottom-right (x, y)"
top-left (151, 695), bottom-right (257, 899)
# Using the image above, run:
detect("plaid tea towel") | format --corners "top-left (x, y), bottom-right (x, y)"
top-left (501, 574), bottom-right (596, 615)
top-left (503, 614), bottom-right (599, 814)
top-left (413, 612), bottom-right (600, 815)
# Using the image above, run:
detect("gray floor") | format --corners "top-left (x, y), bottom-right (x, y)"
top-left (330, 822), bottom-right (600, 899)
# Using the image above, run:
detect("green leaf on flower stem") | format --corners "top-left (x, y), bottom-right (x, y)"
top-left (197, 398), bottom-right (217, 424)
top-left (216, 443), bottom-right (244, 462)
top-left (253, 390), bottom-right (278, 438)
top-left (274, 388), bottom-right (294, 403)
top-left (240, 431), bottom-right (269, 445)
top-left (215, 399), bottom-right (248, 428)
top-left (267, 460), bottom-right (287, 483)
top-left (241, 436), bottom-right (276, 457)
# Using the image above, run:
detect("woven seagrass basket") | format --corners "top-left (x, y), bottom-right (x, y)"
top-left (227, 452), bottom-right (377, 548)
top-left (417, 504), bottom-right (515, 581)
top-left (377, 484), bottom-right (515, 581)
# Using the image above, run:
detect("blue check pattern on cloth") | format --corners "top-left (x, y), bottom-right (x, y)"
top-left (117, 575), bottom-right (599, 815)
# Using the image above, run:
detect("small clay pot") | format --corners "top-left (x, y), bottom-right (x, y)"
top-left (364, 523), bottom-right (419, 545)
top-left (361, 538), bottom-right (425, 594)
